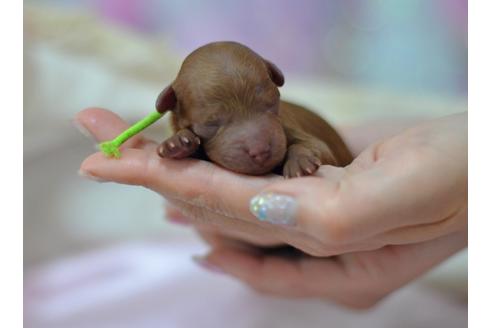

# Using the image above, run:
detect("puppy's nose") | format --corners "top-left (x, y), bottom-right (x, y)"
top-left (247, 145), bottom-right (271, 164)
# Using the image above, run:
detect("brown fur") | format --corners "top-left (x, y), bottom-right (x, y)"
top-left (155, 41), bottom-right (352, 177)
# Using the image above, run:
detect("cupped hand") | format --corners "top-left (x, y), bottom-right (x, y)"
top-left (77, 108), bottom-right (467, 257)
top-left (199, 230), bottom-right (466, 308)
top-left (76, 108), bottom-right (283, 246)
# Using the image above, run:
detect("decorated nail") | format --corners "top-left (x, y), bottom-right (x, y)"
top-left (249, 192), bottom-right (297, 225)
top-left (192, 255), bottom-right (224, 274)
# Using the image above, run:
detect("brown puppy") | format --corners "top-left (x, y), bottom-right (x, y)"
top-left (155, 41), bottom-right (352, 177)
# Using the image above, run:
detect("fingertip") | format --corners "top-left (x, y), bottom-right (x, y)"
top-left (164, 204), bottom-right (191, 225)
top-left (79, 148), bottom-right (154, 187)
top-left (206, 247), bottom-right (262, 277)
top-left (75, 107), bottom-right (115, 129)
top-left (76, 107), bottom-right (111, 119)
top-left (164, 203), bottom-right (185, 218)
top-left (74, 107), bottom-right (133, 143)
top-left (79, 151), bottom-right (107, 173)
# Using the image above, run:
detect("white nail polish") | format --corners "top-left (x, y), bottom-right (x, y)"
top-left (249, 192), bottom-right (297, 225)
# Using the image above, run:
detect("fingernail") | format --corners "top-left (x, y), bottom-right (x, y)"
top-left (167, 215), bottom-right (190, 225)
top-left (249, 192), bottom-right (297, 226)
top-left (72, 120), bottom-right (94, 140)
top-left (192, 255), bottom-right (224, 274)
top-left (78, 170), bottom-right (107, 183)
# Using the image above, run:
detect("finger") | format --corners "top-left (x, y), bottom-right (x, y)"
top-left (80, 148), bottom-right (219, 193)
top-left (166, 197), bottom-right (385, 255)
top-left (80, 144), bottom-right (382, 254)
top-left (205, 246), bottom-right (356, 299)
top-left (80, 148), bottom-right (395, 256)
top-left (168, 198), bottom-right (384, 255)
top-left (329, 231), bottom-right (468, 303)
top-left (167, 198), bottom-right (284, 247)
top-left (309, 231), bottom-right (467, 307)
top-left (74, 107), bottom-right (149, 148)
top-left (249, 166), bottom-right (388, 245)
top-left (250, 148), bottom-right (465, 246)
top-left (164, 203), bottom-right (191, 225)
top-left (195, 228), bottom-right (261, 250)
top-left (204, 247), bottom-right (310, 297)
top-left (249, 166), bottom-right (362, 243)
top-left (195, 229), bottom-right (230, 247)
top-left (80, 149), bottom-right (274, 223)
top-left (76, 108), bottom-right (279, 223)
top-left (205, 231), bottom-right (467, 304)
top-left (80, 148), bottom-right (157, 187)
top-left (148, 162), bottom-right (281, 224)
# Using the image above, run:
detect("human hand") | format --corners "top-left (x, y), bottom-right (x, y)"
top-left (77, 109), bottom-right (467, 256)
top-left (76, 108), bottom-right (282, 247)
top-left (192, 113), bottom-right (467, 307)
top-left (197, 230), bottom-right (466, 308)
top-left (76, 109), bottom-right (467, 306)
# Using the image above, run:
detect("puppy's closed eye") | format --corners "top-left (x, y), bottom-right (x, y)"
top-left (193, 119), bottom-right (222, 139)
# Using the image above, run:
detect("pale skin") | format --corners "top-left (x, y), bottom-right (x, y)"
top-left (76, 108), bottom-right (467, 309)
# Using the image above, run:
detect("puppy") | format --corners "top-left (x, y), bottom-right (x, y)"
top-left (155, 41), bottom-right (352, 177)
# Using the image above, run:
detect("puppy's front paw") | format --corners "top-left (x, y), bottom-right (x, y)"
top-left (157, 129), bottom-right (200, 159)
top-left (283, 154), bottom-right (322, 178)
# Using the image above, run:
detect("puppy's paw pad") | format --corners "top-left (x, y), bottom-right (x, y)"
top-left (283, 155), bottom-right (321, 178)
top-left (158, 131), bottom-right (200, 159)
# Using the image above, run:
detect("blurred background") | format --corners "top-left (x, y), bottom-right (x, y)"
top-left (24, 1), bottom-right (467, 327)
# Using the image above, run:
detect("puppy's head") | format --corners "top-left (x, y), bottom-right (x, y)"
top-left (156, 42), bottom-right (287, 175)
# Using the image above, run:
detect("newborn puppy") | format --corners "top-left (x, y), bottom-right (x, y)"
top-left (155, 41), bottom-right (352, 177)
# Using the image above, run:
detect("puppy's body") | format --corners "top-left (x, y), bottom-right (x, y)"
top-left (156, 42), bottom-right (352, 177)
top-left (279, 101), bottom-right (353, 168)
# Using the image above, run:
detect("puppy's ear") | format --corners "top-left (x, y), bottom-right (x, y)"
top-left (264, 59), bottom-right (285, 87)
top-left (155, 85), bottom-right (177, 113)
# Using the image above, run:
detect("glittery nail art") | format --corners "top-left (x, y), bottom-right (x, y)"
top-left (249, 192), bottom-right (297, 225)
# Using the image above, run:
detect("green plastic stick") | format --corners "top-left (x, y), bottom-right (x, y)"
top-left (99, 111), bottom-right (163, 158)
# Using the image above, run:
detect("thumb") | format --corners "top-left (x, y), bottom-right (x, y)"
top-left (248, 163), bottom-right (417, 245)
top-left (248, 166), bottom-right (354, 243)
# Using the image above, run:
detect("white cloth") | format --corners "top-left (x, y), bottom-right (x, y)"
top-left (25, 241), bottom-right (467, 328)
